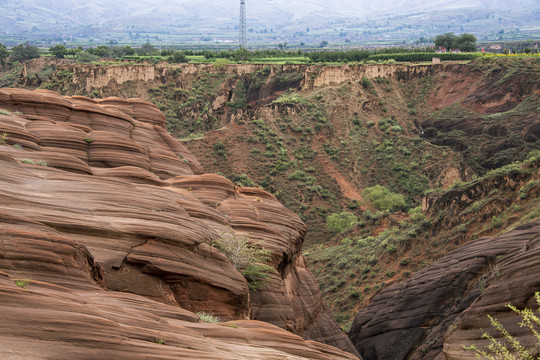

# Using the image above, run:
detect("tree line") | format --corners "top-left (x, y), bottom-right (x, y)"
top-left (0, 42), bottom-right (194, 68)
top-left (0, 33), bottom-right (479, 69)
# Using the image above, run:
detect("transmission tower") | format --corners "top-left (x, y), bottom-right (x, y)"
top-left (239, 0), bottom-right (247, 49)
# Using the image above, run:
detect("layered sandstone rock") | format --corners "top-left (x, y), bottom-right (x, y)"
top-left (0, 88), bottom-right (359, 359)
top-left (349, 220), bottom-right (540, 360)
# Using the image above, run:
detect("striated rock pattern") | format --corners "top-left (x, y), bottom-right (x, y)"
top-left (0, 88), bottom-right (359, 359)
top-left (443, 221), bottom-right (540, 359)
top-left (349, 220), bottom-right (540, 360)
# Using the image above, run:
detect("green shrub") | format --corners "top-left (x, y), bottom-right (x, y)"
top-left (519, 180), bottom-right (539, 199)
top-left (180, 133), bottom-right (204, 141)
top-left (408, 206), bottom-right (426, 222)
top-left (0, 131), bottom-right (8, 144)
top-left (168, 50), bottom-right (187, 63)
top-left (288, 170), bottom-right (306, 181)
top-left (230, 173), bottom-right (256, 187)
top-left (361, 76), bottom-right (373, 89)
top-left (326, 212), bottom-right (359, 233)
top-left (227, 81), bottom-right (248, 109)
top-left (242, 263), bottom-right (274, 289)
top-left (14, 279), bottom-right (31, 288)
top-left (155, 336), bottom-right (166, 344)
top-left (272, 92), bottom-right (308, 105)
top-left (213, 140), bottom-right (227, 158)
top-left (348, 289), bottom-right (362, 300)
top-left (76, 51), bottom-right (99, 63)
top-left (211, 230), bottom-right (273, 289)
top-left (378, 117), bottom-right (397, 132)
top-left (491, 216), bottom-right (503, 228)
top-left (288, 170), bottom-right (316, 185)
top-left (197, 311), bottom-right (221, 323)
top-left (362, 185), bottom-right (406, 212)
top-left (400, 258), bottom-right (411, 266)
top-left (214, 58), bottom-right (230, 69)
top-left (363, 210), bottom-right (387, 220)
top-left (357, 236), bottom-right (376, 247)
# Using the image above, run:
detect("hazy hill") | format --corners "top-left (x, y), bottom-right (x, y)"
top-left (3, 0), bottom-right (538, 23)
top-left (1, 0), bottom-right (539, 46)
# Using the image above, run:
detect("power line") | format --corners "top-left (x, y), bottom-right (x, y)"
top-left (239, 0), bottom-right (247, 49)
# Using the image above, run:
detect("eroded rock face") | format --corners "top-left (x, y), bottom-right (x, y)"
top-left (349, 220), bottom-right (540, 360)
top-left (422, 60), bottom-right (540, 173)
top-left (443, 221), bottom-right (540, 359)
top-left (0, 88), bottom-right (359, 359)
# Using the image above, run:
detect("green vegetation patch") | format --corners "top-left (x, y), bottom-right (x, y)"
top-left (326, 212), bottom-right (359, 234)
top-left (362, 185), bottom-right (406, 212)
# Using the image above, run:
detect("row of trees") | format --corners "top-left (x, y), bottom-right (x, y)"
top-left (0, 44), bottom-right (438, 67)
top-left (0, 41), bottom-right (191, 68)
top-left (198, 47), bottom-right (440, 63)
top-left (305, 47), bottom-right (437, 62)
top-left (49, 42), bottom-right (155, 59)
top-left (367, 52), bottom-right (478, 62)
top-left (51, 43), bottom-right (188, 63)
top-left (0, 34), bottom-right (479, 70)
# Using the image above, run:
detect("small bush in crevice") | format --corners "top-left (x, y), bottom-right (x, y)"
top-left (211, 230), bottom-right (273, 289)
top-left (0, 131), bottom-right (8, 144)
top-left (20, 158), bottom-right (35, 164)
top-left (155, 336), bottom-right (167, 344)
top-left (197, 311), bottom-right (221, 323)
top-left (14, 279), bottom-right (31, 288)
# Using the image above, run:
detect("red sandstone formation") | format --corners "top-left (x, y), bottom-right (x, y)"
top-left (0, 88), bottom-right (359, 359)
top-left (349, 220), bottom-right (540, 360)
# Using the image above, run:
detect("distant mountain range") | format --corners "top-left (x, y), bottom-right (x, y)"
top-left (1, 0), bottom-right (539, 46)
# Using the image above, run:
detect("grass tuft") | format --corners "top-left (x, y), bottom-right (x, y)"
top-left (197, 311), bottom-right (221, 323)
top-left (14, 279), bottom-right (31, 288)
